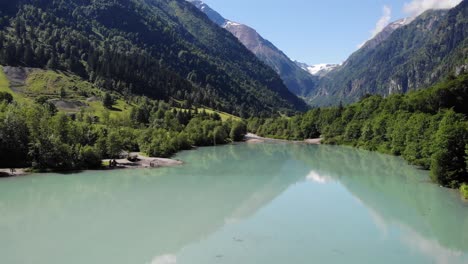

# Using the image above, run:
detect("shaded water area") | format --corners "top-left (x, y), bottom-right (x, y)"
top-left (0, 143), bottom-right (467, 264)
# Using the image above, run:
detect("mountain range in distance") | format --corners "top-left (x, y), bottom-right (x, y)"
top-left (310, 2), bottom-right (467, 106)
top-left (294, 62), bottom-right (340, 77)
top-left (0, 0), bottom-right (308, 116)
top-left (187, 0), bottom-right (320, 97)
top-left (0, 0), bottom-right (465, 113)
top-left (188, 0), bottom-right (468, 107)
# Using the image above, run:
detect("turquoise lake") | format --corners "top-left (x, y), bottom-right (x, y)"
top-left (1, 143), bottom-right (468, 264)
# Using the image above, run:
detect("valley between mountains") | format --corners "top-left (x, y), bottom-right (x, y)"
top-left (0, 0), bottom-right (467, 195)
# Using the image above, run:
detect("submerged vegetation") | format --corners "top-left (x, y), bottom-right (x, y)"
top-left (249, 74), bottom-right (468, 190)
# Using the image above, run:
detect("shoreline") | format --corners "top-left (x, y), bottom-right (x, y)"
top-left (103, 153), bottom-right (183, 170)
top-left (0, 137), bottom-right (318, 178)
top-left (244, 133), bottom-right (322, 145)
top-left (0, 153), bottom-right (183, 178)
top-left (0, 168), bottom-right (29, 177)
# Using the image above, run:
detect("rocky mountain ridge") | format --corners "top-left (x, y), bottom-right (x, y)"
top-left (187, 0), bottom-right (318, 97)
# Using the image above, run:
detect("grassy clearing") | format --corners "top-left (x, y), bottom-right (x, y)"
top-left (4, 67), bottom-right (240, 123)
top-left (172, 98), bottom-right (241, 122)
top-left (25, 70), bottom-right (98, 99)
top-left (88, 99), bottom-right (133, 120)
top-left (197, 107), bottom-right (241, 122)
top-left (24, 69), bottom-right (136, 116)
top-left (0, 66), bottom-right (11, 93)
top-left (0, 66), bottom-right (28, 102)
top-left (173, 106), bottom-right (241, 122)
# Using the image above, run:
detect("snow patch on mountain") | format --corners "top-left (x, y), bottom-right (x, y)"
top-left (389, 17), bottom-right (412, 29)
top-left (295, 61), bottom-right (339, 76)
top-left (224, 21), bottom-right (242, 27)
top-left (358, 17), bottom-right (412, 50)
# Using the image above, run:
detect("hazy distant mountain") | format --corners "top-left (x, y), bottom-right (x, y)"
top-left (187, 0), bottom-right (318, 97)
top-left (309, 1), bottom-right (468, 106)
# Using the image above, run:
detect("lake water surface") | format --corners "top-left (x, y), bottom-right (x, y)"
top-left (1, 143), bottom-right (468, 264)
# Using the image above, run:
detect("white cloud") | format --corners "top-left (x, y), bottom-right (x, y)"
top-left (371, 5), bottom-right (392, 38)
top-left (357, 5), bottom-right (392, 48)
top-left (403, 0), bottom-right (462, 17)
top-left (358, 0), bottom-right (462, 49)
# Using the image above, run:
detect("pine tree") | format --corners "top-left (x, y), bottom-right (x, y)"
top-left (46, 55), bottom-right (58, 69)
top-left (103, 92), bottom-right (114, 109)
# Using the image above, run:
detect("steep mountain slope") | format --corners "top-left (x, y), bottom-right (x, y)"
top-left (0, 0), bottom-right (307, 117)
top-left (187, 0), bottom-right (318, 97)
top-left (310, 1), bottom-right (468, 106)
top-left (360, 18), bottom-right (411, 50)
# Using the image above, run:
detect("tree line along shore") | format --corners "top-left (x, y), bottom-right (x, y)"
top-left (1, 71), bottom-right (467, 199)
top-left (247, 74), bottom-right (468, 199)
top-left (0, 92), bottom-right (247, 173)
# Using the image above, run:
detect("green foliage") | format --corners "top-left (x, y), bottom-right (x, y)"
top-left (250, 74), bottom-right (468, 188)
top-left (0, 66), bottom-right (12, 94)
top-left (139, 129), bottom-right (179, 158)
top-left (24, 70), bottom-right (98, 98)
top-left (103, 93), bottom-right (115, 109)
top-left (0, 87), bottom-right (243, 170)
top-left (106, 130), bottom-right (126, 158)
top-left (230, 121), bottom-right (247, 142)
top-left (214, 126), bottom-right (229, 145)
top-left (461, 184), bottom-right (468, 199)
top-left (402, 113), bottom-right (434, 168)
top-left (430, 110), bottom-right (468, 188)
top-left (78, 145), bottom-right (102, 169)
top-left (0, 92), bottom-right (13, 104)
top-left (0, 0), bottom-right (306, 116)
top-left (0, 102), bottom-right (29, 167)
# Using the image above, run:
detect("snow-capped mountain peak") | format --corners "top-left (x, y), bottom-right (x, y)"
top-left (187, 0), bottom-right (319, 96)
top-left (359, 17), bottom-right (412, 50)
top-left (295, 61), bottom-right (339, 76)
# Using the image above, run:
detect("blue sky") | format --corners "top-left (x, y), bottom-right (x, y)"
top-left (201, 0), bottom-right (462, 65)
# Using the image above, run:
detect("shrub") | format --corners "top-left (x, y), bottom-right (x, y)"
top-left (230, 121), bottom-right (247, 142)
top-left (461, 184), bottom-right (468, 199)
top-left (0, 92), bottom-right (13, 104)
top-left (78, 146), bottom-right (102, 169)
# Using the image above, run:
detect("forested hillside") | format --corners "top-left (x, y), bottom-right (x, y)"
top-left (0, 0), bottom-right (307, 117)
top-left (309, 1), bottom-right (468, 106)
top-left (0, 67), bottom-right (247, 170)
top-left (249, 74), bottom-right (468, 191)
